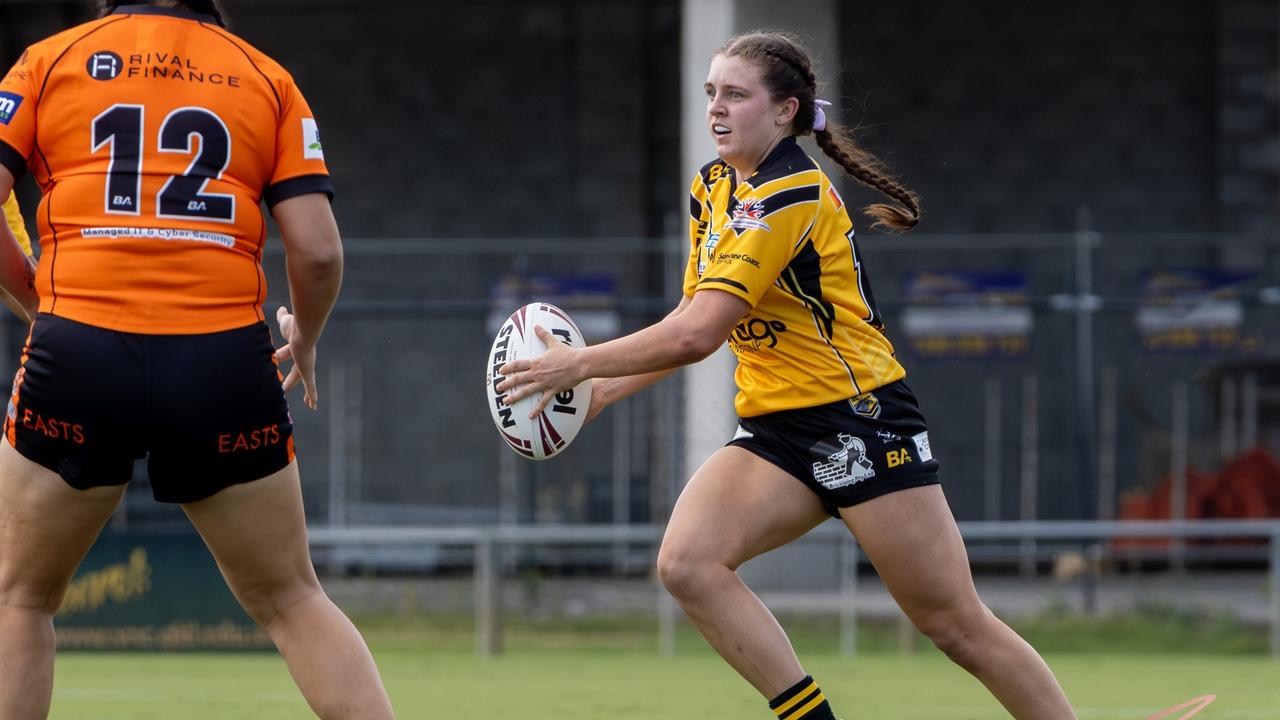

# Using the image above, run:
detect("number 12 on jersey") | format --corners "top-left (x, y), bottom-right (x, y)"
top-left (91, 104), bottom-right (236, 223)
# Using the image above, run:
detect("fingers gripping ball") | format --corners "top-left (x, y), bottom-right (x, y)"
top-left (486, 302), bottom-right (592, 460)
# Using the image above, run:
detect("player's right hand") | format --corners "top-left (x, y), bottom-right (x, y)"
top-left (274, 305), bottom-right (319, 410)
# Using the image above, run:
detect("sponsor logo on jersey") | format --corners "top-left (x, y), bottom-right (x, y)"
top-left (302, 118), bottom-right (324, 160)
top-left (912, 431), bottom-right (933, 462)
top-left (731, 317), bottom-right (787, 351)
top-left (0, 92), bottom-right (21, 125)
top-left (713, 251), bottom-right (760, 268)
top-left (697, 232), bottom-right (721, 276)
top-left (850, 391), bottom-right (881, 419)
top-left (811, 433), bottom-right (875, 489)
top-left (86, 51), bottom-right (123, 81)
top-left (728, 197), bottom-right (771, 232)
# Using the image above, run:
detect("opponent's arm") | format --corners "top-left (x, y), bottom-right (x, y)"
top-left (499, 289), bottom-right (748, 418)
top-left (0, 168), bottom-right (37, 323)
top-left (272, 193), bottom-right (343, 410)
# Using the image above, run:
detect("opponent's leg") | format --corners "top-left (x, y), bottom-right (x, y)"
top-left (841, 485), bottom-right (1075, 719)
top-left (183, 460), bottom-right (394, 720)
top-left (657, 446), bottom-right (828, 699)
top-left (0, 442), bottom-right (124, 719)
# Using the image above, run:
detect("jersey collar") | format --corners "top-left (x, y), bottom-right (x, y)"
top-left (744, 135), bottom-right (799, 183)
top-left (112, 4), bottom-right (217, 23)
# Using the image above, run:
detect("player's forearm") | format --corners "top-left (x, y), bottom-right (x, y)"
top-left (577, 315), bottom-right (722, 379)
top-left (593, 369), bottom-right (678, 407)
top-left (284, 249), bottom-right (341, 344)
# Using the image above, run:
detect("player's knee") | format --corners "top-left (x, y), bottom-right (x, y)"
top-left (656, 546), bottom-right (718, 601)
top-left (0, 577), bottom-right (61, 615)
top-left (233, 575), bottom-right (324, 629)
top-left (916, 605), bottom-right (992, 670)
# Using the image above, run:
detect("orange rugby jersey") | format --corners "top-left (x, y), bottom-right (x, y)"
top-left (684, 137), bottom-right (905, 418)
top-left (0, 4), bottom-right (332, 333)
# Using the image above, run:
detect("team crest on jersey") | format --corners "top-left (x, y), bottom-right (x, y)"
top-left (850, 391), bottom-right (881, 419)
top-left (728, 197), bottom-right (771, 232)
top-left (810, 433), bottom-right (876, 490)
top-left (0, 92), bottom-right (21, 125)
top-left (302, 118), bottom-right (324, 160)
top-left (696, 232), bottom-right (721, 276)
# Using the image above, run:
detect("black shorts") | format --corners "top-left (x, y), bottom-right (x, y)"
top-left (4, 314), bottom-right (295, 503)
top-left (728, 380), bottom-right (940, 518)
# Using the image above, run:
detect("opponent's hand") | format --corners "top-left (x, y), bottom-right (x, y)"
top-left (274, 305), bottom-right (319, 409)
top-left (496, 325), bottom-right (585, 419)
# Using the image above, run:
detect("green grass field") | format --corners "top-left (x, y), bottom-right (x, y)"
top-left (48, 618), bottom-right (1280, 719)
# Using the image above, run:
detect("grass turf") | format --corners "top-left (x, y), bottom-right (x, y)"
top-left (50, 647), bottom-right (1278, 719)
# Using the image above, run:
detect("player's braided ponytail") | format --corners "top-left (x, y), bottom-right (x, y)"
top-left (97, 1), bottom-right (227, 27)
top-left (718, 32), bottom-right (920, 232)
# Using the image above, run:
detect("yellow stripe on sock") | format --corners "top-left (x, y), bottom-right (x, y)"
top-left (781, 692), bottom-right (826, 720)
top-left (773, 682), bottom-right (818, 717)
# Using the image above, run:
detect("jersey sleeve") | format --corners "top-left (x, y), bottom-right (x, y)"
top-left (263, 77), bottom-right (334, 208)
top-left (0, 49), bottom-right (38, 181)
top-left (694, 183), bottom-right (820, 308)
top-left (682, 173), bottom-right (709, 298)
top-left (2, 196), bottom-right (32, 256)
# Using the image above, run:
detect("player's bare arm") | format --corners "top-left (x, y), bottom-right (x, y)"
top-left (499, 289), bottom-right (748, 417)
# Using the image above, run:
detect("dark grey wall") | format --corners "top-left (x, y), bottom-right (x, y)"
top-left (836, 0), bottom-right (1278, 235)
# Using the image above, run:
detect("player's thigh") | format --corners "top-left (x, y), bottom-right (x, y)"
top-left (838, 484), bottom-right (982, 621)
top-left (661, 446), bottom-right (828, 570)
top-left (0, 441), bottom-right (124, 608)
top-left (182, 460), bottom-right (318, 612)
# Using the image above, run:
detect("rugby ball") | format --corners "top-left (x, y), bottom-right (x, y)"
top-left (486, 302), bottom-right (592, 460)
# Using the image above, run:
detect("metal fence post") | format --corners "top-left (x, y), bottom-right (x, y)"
top-left (839, 539), bottom-right (858, 658)
top-left (474, 537), bottom-right (502, 657)
top-left (658, 590), bottom-right (677, 657)
top-left (1271, 529), bottom-right (1279, 660)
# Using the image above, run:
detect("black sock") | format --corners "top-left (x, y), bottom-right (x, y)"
top-left (768, 675), bottom-right (836, 720)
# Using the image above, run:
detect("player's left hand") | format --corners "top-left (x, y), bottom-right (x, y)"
top-left (274, 305), bottom-right (319, 410)
top-left (496, 325), bottom-right (586, 419)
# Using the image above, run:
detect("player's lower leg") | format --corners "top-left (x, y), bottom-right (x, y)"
top-left (0, 605), bottom-right (55, 719)
top-left (842, 485), bottom-right (1075, 719)
top-left (184, 462), bottom-right (394, 719)
top-left (260, 589), bottom-right (395, 719)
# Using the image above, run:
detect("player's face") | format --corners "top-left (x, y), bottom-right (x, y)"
top-left (705, 54), bottom-right (791, 175)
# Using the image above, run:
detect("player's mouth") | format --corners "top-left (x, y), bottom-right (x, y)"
top-left (712, 124), bottom-right (731, 136)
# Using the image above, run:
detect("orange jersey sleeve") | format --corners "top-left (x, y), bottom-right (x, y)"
top-left (0, 6), bottom-right (333, 334)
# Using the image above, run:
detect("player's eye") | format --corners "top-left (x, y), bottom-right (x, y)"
top-left (728, 91), bottom-right (744, 101)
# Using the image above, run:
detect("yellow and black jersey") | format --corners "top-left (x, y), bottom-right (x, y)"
top-left (683, 136), bottom-right (905, 418)
top-left (3, 195), bottom-right (32, 255)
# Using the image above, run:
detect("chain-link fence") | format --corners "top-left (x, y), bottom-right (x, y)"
top-left (0, 232), bottom-right (1273, 539)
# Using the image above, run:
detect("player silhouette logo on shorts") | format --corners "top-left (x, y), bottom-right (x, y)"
top-left (810, 432), bottom-right (876, 489)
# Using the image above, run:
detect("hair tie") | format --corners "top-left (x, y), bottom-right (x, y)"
top-left (813, 99), bottom-right (832, 132)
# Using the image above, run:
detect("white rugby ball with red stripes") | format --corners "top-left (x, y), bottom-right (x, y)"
top-left (486, 302), bottom-right (593, 460)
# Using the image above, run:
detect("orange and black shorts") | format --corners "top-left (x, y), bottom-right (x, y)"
top-left (4, 314), bottom-right (295, 503)
top-left (728, 380), bottom-right (941, 517)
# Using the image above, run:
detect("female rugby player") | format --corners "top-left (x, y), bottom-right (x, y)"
top-left (498, 32), bottom-right (1076, 720)
top-left (0, 2), bottom-right (393, 717)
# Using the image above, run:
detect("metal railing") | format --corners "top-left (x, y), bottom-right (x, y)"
top-left (308, 519), bottom-right (1280, 658)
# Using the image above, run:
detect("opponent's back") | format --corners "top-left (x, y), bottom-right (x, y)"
top-left (0, 5), bottom-right (331, 333)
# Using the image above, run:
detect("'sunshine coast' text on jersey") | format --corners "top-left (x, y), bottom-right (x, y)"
top-left (684, 136), bottom-right (905, 417)
top-left (0, 4), bottom-right (332, 334)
